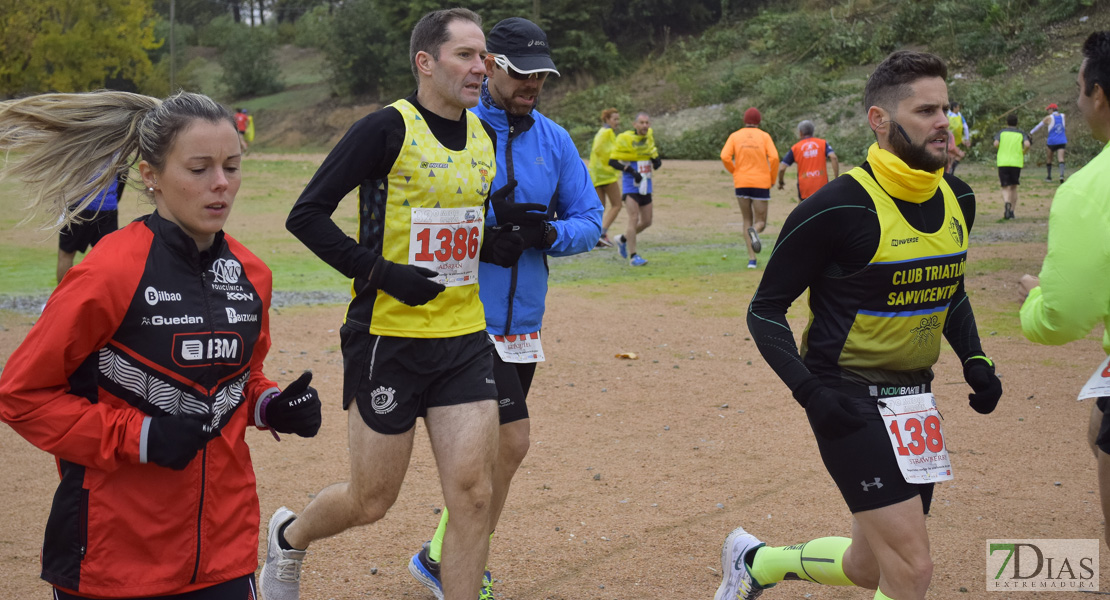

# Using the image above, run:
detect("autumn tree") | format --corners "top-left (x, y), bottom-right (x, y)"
top-left (0, 0), bottom-right (161, 96)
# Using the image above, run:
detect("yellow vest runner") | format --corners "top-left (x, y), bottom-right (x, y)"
top-left (355, 99), bottom-right (496, 338)
top-left (829, 168), bottom-right (969, 373)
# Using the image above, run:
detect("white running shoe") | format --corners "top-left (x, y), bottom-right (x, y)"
top-left (714, 526), bottom-right (768, 600)
top-left (260, 507), bottom-right (306, 600)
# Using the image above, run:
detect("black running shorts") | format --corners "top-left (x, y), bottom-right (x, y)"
top-left (813, 392), bottom-right (935, 514)
top-left (59, 210), bottom-right (118, 254)
top-left (998, 166), bottom-right (1022, 187)
top-left (492, 355), bottom-right (536, 425)
top-left (1048, 143), bottom-right (1067, 152)
top-left (734, 187), bottom-right (771, 200)
top-left (341, 327), bottom-right (497, 434)
top-left (54, 574), bottom-right (256, 599)
top-left (1095, 397), bottom-right (1110, 454)
top-left (625, 192), bottom-right (652, 207)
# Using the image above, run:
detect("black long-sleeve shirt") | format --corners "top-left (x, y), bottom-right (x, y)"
top-left (747, 163), bottom-right (984, 402)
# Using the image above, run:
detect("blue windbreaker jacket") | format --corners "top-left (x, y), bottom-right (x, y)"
top-left (472, 87), bottom-right (602, 336)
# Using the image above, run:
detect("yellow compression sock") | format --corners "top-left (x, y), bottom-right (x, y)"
top-left (750, 537), bottom-right (855, 586)
top-left (429, 508), bottom-right (449, 562)
top-left (874, 587), bottom-right (895, 599)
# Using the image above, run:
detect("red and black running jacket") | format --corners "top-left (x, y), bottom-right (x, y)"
top-left (0, 212), bottom-right (279, 598)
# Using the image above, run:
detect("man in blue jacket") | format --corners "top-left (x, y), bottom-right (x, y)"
top-left (408, 16), bottom-right (602, 600)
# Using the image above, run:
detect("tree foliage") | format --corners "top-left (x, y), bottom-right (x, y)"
top-left (0, 0), bottom-right (160, 96)
top-left (214, 18), bottom-right (283, 97)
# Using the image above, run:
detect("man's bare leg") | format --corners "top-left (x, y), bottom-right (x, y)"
top-left (57, 249), bottom-right (77, 284)
top-left (737, 196), bottom-right (756, 261)
top-left (624, 197), bottom-right (642, 257)
top-left (489, 418), bottom-right (529, 532)
top-left (425, 400), bottom-right (499, 600)
top-left (283, 409), bottom-right (416, 549)
top-left (843, 495), bottom-right (932, 599)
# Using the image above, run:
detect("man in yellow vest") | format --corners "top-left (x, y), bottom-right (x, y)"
top-left (994, 113), bottom-right (1031, 219)
top-left (718, 50), bottom-right (1001, 600)
top-left (608, 112), bottom-right (661, 266)
top-left (263, 9), bottom-right (537, 600)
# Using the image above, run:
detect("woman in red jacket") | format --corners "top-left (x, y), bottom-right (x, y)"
top-left (0, 91), bottom-right (322, 600)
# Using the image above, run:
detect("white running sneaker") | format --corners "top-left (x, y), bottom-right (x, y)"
top-left (260, 507), bottom-right (306, 600)
top-left (714, 526), bottom-right (769, 600)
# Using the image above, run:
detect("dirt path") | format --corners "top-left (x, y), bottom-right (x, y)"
top-left (1, 161), bottom-right (1104, 599)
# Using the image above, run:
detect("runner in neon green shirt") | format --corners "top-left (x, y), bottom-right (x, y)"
top-left (993, 113), bottom-right (1031, 219)
top-left (1019, 30), bottom-right (1110, 550)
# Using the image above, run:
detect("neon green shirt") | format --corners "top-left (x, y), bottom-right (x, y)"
top-left (1020, 140), bottom-right (1110, 352)
top-left (994, 127), bottom-right (1029, 168)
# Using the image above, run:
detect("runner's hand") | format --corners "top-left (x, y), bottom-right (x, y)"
top-left (651, 157), bottom-right (662, 170)
top-left (147, 414), bottom-right (210, 470)
top-left (964, 358), bottom-right (1002, 414)
top-left (264, 371), bottom-right (322, 437)
top-left (624, 167), bottom-right (643, 184)
top-left (479, 226), bottom-right (525, 267)
top-left (800, 387), bottom-right (866, 439)
top-left (489, 181), bottom-right (546, 226)
top-left (368, 255), bottom-right (444, 307)
top-left (517, 222), bottom-right (548, 250)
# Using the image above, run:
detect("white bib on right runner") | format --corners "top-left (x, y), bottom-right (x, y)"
top-left (878, 393), bottom-right (954, 484)
top-left (1078, 355), bottom-right (1110, 400)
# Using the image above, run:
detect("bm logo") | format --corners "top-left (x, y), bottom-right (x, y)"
top-left (986, 539), bottom-right (1098, 592)
top-left (173, 332), bottom-right (244, 368)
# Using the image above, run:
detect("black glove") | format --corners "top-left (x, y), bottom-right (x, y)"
top-left (517, 222), bottom-right (548, 250)
top-left (264, 371), bottom-right (322, 437)
top-left (624, 166), bottom-right (643, 184)
top-left (479, 226), bottom-right (525, 267)
top-left (367, 255), bottom-right (445, 307)
top-left (147, 414), bottom-right (211, 470)
top-left (964, 357), bottom-right (1002, 414)
top-left (798, 386), bottom-right (866, 440)
top-left (489, 181), bottom-right (546, 227)
top-left (651, 157), bottom-right (662, 170)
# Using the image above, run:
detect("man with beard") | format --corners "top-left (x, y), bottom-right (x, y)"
top-left (715, 50), bottom-right (1002, 600)
top-left (407, 17), bottom-right (601, 600)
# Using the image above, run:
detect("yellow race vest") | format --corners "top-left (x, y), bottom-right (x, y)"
top-left (353, 99), bottom-right (495, 338)
top-left (834, 168), bottom-right (969, 373)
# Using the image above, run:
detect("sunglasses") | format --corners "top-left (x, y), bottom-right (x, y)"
top-left (492, 54), bottom-right (547, 81)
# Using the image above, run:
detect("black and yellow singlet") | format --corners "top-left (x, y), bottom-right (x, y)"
top-left (748, 161), bottom-right (986, 394)
top-left (286, 94), bottom-right (498, 338)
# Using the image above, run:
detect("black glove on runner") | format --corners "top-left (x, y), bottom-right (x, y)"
top-left (490, 181), bottom-right (546, 226)
top-left (479, 226), bottom-right (525, 267)
top-left (799, 386), bottom-right (866, 440)
top-left (651, 157), bottom-right (662, 170)
top-left (624, 166), bottom-right (643, 184)
top-left (517, 222), bottom-right (548, 250)
top-left (264, 371), bottom-right (322, 437)
top-left (368, 255), bottom-right (445, 307)
top-left (147, 415), bottom-right (210, 470)
top-left (964, 357), bottom-right (1002, 414)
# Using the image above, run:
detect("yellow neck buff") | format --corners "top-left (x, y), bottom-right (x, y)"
top-left (866, 142), bottom-right (943, 204)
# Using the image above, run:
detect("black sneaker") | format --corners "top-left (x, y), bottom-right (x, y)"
top-left (408, 542), bottom-right (443, 600)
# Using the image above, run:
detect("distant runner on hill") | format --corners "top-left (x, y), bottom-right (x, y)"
top-left (1030, 102), bottom-right (1068, 182)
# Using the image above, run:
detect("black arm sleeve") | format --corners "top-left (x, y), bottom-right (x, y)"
top-left (608, 159), bottom-right (627, 171)
top-left (746, 177), bottom-right (879, 399)
top-left (941, 175), bottom-right (986, 362)
top-left (285, 108), bottom-right (404, 281)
